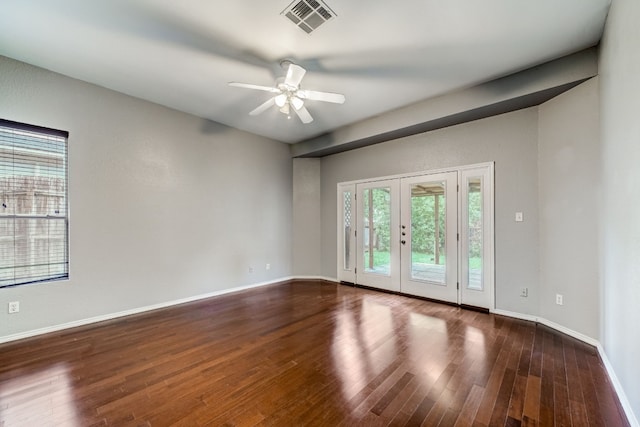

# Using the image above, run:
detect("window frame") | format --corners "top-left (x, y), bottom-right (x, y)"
top-left (0, 118), bottom-right (69, 288)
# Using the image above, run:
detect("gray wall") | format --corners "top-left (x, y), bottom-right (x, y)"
top-left (320, 108), bottom-right (540, 315)
top-left (0, 56), bottom-right (293, 338)
top-left (292, 158), bottom-right (322, 276)
top-left (600, 0), bottom-right (640, 419)
top-left (538, 78), bottom-right (601, 339)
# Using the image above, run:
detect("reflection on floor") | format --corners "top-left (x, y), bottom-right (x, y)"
top-left (0, 280), bottom-right (630, 426)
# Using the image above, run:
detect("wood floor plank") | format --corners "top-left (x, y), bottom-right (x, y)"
top-left (439, 408), bottom-right (461, 427)
top-left (370, 371), bottom-right (414, 415)
top-left (574, 341), bottom-right (607, 427)
top-left (553, 334), bottom-right (572, 427)
top-left (521, 374), bottom-right (541, 425)
top-left (377, 376), bottom-right (422, 422)
top-left (0, 280), bottom-right (630, 426)
top-left (422, 398), bottom-right (448, 426)
top-left (473, 337), bottom-right (514, 425)
top-left (489, 367), bottom-right (517, 426)
top-left (454, 384), bottom-right (485, 427)
top-left (405, 394), bottom-right (436, 426)
top-left (539, 329), bottom-right (556, 426)
top-left (507, 374), bottom-right (528, 422)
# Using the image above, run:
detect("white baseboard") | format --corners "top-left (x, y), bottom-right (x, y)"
top-left (293, 275), bottom-right (339, 283)
top-left (492, 309), bottom-right (599, 346)
top-left (0, 276), bottom-right (296, 345)
top-left (491, 308), bottom-right (537, 323)
top-left (536, 317), bottom-right (600, 347)
top-left (492, 309), bottom-right (638, 427)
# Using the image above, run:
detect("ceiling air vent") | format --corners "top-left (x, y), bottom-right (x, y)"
top-left (282, 0), bottom-right (336, 34)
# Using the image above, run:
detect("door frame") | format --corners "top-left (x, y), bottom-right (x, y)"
top-left (337, 162), bottom-right (495, 310)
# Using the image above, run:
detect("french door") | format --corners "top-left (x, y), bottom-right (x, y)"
top-left (338, 164), bottom-right (494, 309)
top-left (400, 172), bottom-right (458, 303)
top-left (355, 179), bottom-right (400, 292)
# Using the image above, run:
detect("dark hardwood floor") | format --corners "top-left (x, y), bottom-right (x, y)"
top-left (0, 280), bottom-right (629, 426)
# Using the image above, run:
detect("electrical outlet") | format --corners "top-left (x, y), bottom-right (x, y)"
top-left (8, 301), bottom-right (20, 314)
top-left (556, 294), bottom-right (563, 305)
top-left (515, 212), bottom-right (524, 222)
top-left (248, 266), bottom-right (254, 273)
top-left (266, 263), bottom-right (271, 270)
top-left (520, 287), bottom-right (528, 297)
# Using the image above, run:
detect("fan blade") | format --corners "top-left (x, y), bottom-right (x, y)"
top-left (249, 97), bottom-right (276, 116)
top-left (284, 64), bottom-right (306, 88)
top-left (297, 89), bottom-right (345, 104)
top-left (229, 82), bottom-right (280, 93)
top-left (290, 96), bottom-right (304, 111)
top-left (294, 105), bottom-right (314, 124)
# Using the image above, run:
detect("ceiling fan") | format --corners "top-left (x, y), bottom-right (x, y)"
top-left (229, 61), bottom-right (345, 124)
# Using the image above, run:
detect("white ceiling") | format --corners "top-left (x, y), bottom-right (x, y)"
top-left (0, 0), bottom-right (610, 144)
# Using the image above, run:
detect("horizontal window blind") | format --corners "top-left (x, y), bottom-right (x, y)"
top-left (0, 119), bottom-right (69, 288)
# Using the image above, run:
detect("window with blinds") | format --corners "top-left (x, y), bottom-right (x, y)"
top-left (0, 119), bottom-right (69, 288)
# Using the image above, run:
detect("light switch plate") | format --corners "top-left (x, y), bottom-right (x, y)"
top-left (515, 212), bottom-right (524, 222)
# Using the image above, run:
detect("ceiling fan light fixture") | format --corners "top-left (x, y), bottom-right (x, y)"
top-left (279, 103), bottom-right (290, 115)
top-left (274, 93), bottom-right (288, 107)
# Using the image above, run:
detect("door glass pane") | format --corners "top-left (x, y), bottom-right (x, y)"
top-left (363, 187), bottom-right (391, 275)
top-left (343, 190), bottom-right (352, 270)
top-left (410, 182), bottom-right (446, 284)
top-left (467, 177), bottom-right (483, 290)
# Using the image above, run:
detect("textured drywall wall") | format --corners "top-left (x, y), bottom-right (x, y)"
top-left (600, 0), bottom-right (640, 420)
top-left (292, 158), bottom-right (322, 276)
top-left (538, 77), bottom-right (601, 339)
top-left (0, 56), bottom-right (292, 338)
